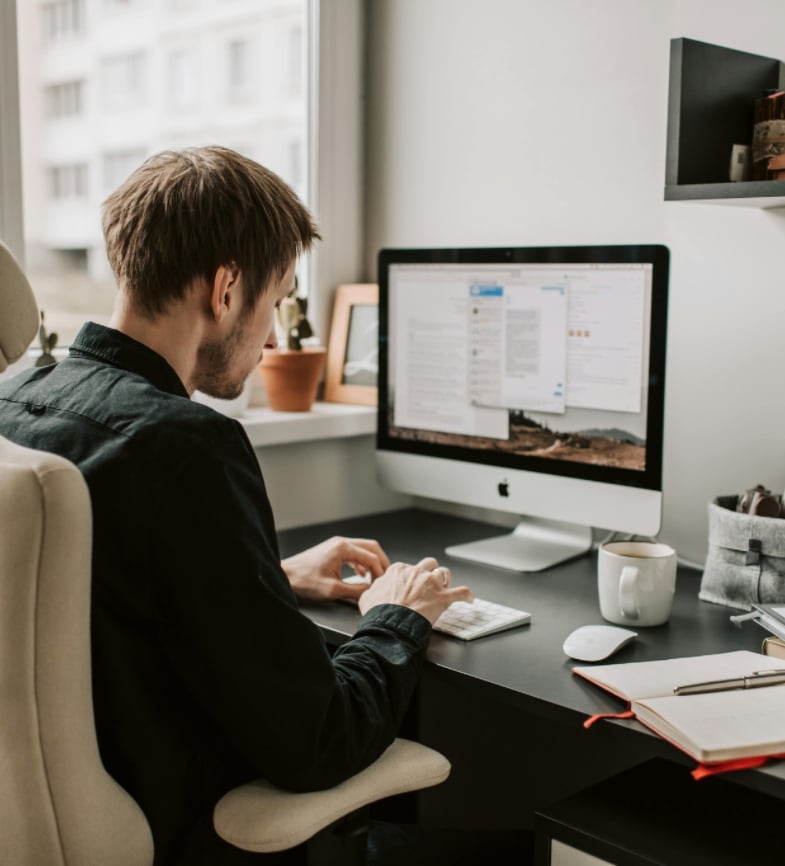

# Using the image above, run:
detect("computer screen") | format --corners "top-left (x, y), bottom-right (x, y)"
top-left (376, 245), bottom-right (669, 572)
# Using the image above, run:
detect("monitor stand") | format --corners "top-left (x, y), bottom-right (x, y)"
top-left (445, 516), bottom-right (594, 573)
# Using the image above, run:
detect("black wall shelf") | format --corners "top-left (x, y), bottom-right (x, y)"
top-left (666, 38), bottom-right (785, 207)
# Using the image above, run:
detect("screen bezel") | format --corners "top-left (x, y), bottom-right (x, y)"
top-left (377, 244), bottom-right (669, 493)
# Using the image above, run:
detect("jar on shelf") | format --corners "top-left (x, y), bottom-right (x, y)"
top-left (752, 89), bottom-right (785, 180)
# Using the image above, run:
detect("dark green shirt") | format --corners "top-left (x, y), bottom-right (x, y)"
top-left (0, 322), bottom-right (430, 865)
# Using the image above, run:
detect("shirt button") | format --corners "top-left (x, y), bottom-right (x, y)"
top-left (27, 404), bottom-right (46, 415)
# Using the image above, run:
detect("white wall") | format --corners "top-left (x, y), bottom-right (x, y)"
top-left (364, 0), bottom-right (785, 565)
top-left (255, 436), bottom-right (409, 531)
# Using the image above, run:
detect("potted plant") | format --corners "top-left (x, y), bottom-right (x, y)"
top-left (258, 291), bottom-right (327, 411)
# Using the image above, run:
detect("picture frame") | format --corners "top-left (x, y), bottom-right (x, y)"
top-left (324, 283), bottom-right (379, 406)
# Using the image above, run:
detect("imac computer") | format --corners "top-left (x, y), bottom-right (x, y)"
top-left (376, 244), bottom-right (669, 572)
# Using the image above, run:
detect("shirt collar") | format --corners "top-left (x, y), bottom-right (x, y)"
top-left (69, 322), bottom-right (189, 398)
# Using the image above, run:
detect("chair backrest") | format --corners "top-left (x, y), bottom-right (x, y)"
top-left (0, 438), bottom-right (154, 866)
top-left (0, 241), bottom-right (154, 865)
top-left (0, 241), bottom-right (39, 372)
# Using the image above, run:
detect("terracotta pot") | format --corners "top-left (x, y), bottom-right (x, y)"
top-left (258, 347), bottom-right (327, 412)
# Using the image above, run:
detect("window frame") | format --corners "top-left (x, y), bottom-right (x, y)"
top-left (308, 0), bottom-right (365, 346)
top-left (0, 0), bottom-right (24, 263)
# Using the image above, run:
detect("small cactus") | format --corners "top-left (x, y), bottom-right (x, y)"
top-left (277, 289), bottom-right (315, 351)
top-left (34, 311), bottom-right (58, 367)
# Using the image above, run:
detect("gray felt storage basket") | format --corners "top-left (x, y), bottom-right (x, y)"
top-left (699, 495), bottom-right (785, 611)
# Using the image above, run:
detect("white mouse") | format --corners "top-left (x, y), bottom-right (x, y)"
top-left (562, 624), bottom-right (638, 662)
top-left (342, 573), bottom-right (372, 586)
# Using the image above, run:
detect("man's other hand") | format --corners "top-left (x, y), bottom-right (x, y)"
top-left (358, 557), bottom-right (473, 625)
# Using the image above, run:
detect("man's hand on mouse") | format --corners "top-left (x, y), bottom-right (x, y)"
top-left (358, 557), bottom-right (473, 625)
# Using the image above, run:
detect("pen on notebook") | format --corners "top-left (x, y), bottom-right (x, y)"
top-left (673, 669), bottom-right (785, 696)
top-left (729, 610), bottom-right (761, 627)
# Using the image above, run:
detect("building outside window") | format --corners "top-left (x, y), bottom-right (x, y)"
top-left (15, 0), bottom-right (310, 345)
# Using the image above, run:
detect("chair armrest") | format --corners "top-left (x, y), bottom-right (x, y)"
top-left (213, 738), bottom-right (450, 854)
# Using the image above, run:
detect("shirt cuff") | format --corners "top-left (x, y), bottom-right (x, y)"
top-left (354, 603), bottom-right (432, 648)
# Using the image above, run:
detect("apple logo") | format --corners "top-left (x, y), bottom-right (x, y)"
top-left (497, 479), bottom-right (509, 497)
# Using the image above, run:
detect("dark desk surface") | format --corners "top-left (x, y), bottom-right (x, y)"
top-left (279, 507), bottom-right (785, 801)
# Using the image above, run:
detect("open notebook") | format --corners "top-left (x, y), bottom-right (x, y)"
top-left (573, 650), bottom-right (785, 765)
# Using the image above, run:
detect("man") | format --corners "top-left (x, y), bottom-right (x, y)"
top-left (0, 147), bottom-right (472, 865)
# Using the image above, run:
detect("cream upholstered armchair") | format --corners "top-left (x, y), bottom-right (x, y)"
top-left (0, 241), bottom-right (450, 865)
top-left (0, 246), bottom-right (154, 866)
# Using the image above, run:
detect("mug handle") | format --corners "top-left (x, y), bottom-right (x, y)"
top-left (619, 566), bottom-right (639, 619)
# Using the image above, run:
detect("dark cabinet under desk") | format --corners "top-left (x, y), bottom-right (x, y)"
top-left (535, 758), bottom-right (781, 866)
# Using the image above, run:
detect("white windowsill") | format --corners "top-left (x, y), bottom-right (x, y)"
top-left (238, 401), bottom-right (376, 448)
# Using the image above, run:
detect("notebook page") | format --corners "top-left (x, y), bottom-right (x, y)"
top-left (634, 684), bottom-right (785, 762)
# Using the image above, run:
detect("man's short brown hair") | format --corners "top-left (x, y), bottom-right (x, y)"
top-left (101, 146), bottom-right (320, 317)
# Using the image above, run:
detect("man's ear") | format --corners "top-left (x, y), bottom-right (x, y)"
top-left (208, 263), bottom-right (241, 322)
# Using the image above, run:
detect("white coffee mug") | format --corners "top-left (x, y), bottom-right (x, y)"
top-left (598, 540), bottom-right (677, 627)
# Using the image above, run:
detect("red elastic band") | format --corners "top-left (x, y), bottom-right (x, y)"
top-left (692, 752), bottom-right (785, 780)
top-left (583, 710), bottom-right (635, 729)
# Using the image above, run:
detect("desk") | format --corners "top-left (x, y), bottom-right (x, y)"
top-left (279, 508), bottom-right (785, 839)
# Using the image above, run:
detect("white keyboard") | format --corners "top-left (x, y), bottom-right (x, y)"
top-left (433, 597), bottom-right (532, 641)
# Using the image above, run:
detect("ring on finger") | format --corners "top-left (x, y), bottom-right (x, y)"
top-left (437, 566), bottom-right (449, 587)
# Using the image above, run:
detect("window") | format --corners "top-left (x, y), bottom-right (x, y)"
top-left (4, 0), bottom-right (364, 349)
top-left (226, 38), bottom-right (249, 98)
top-left (288, 139), bottom-right (303, 189)
top-left (101, 52), bottom-right (147, 112)
top-left (288, 25), bottom-right (303, 96)
top-left (45, 80), bottom-right (85, 118)
top-left (41, 0), bottom-right (85, 42)
top-left (103, 149), bottom-right (147, 192)
top-left (48, 163), bottom-right (88, 199)
top-left (168, 48), bottom-right (199, 111)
